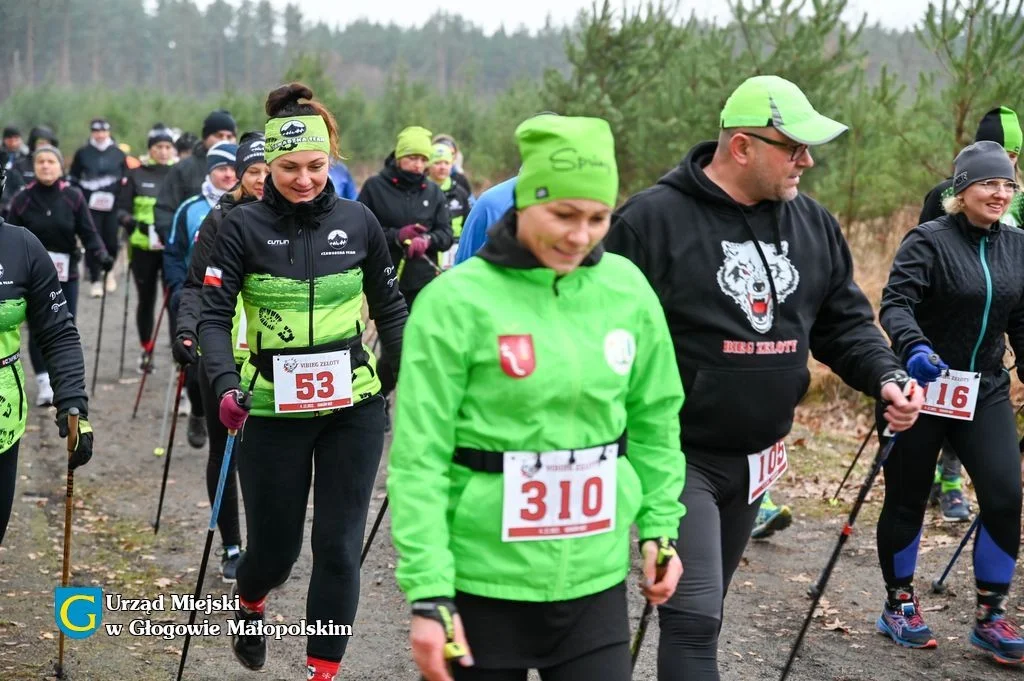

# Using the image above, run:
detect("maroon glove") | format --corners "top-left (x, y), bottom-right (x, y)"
top-left (396, 224), bottom-right (427, 244)
top-left (219, 389), bottom-right (250, 430)
top-left (406, 235), bottom-right (430, 259)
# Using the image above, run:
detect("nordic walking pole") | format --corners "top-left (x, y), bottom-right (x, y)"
top-left (90, 272), bottom-right (110, 396)
top-left (931, 516), bottom-right (980, 594)
top-left (153, 368), bottom-right (186, 534)
top-left (630, 538), bottom-right (677, 669)
top-left (360, 496), bottom-right (389, 567)
top-left (118, 257), bottom-right (131, 379)
top-left (153, 365), bottom-right (176, 456)
top-left (783, 432), bottom-right (904, 679)
top-left (176, 413), bottom-right (246, 681)
top-left (55, 408), bottom-right (80, 680)
top-left (784, 377), bottom-right (924, 681)
top-left (827, 429), bottom-right (874, 506)
top-left (132, 288), bottom-right (169, 419)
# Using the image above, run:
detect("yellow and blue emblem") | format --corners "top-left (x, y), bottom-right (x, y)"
top-left (54, 587), bottom-right (102, 639)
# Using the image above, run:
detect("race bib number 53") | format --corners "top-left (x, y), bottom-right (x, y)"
top-left (501, 445), bottom-right (617, 542)
top-left (272, 349), bottom-right (352, 413)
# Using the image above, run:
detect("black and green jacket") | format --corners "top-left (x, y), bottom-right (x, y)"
top-left (357, 154), bottom-right (453, 293)
top-left (197, 176), bottom-right (408, 418)
top-left (0, 222), bottom-right (87, 454)
top-left (437, 176), bottom-right (470, 240)
top-left (117, 160), bottom-right (175, 251)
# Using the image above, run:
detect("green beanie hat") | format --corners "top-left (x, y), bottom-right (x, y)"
top-left (514, 115), bottom-right (618, 209)
top-left (395, 126), bottom-right (433, 160)
top-left (430, 143), bottom-right (454, 164)
top-left (975, 106), bottom-right (1023, 156)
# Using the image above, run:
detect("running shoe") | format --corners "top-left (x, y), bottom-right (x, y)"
top-left (230, 583), bottom-right (266, 670)
top-left (972, 612), bottom-right (1024, 664)
top-left (751, 494), bottom-right (792, 539)
top-left (876, 593), bottom-right (938, 649)
top-left (939, 488), bottom-right (971, 522)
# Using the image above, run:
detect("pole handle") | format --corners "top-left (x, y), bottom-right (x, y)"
top-left (66, 408), bottom-right (80, 457)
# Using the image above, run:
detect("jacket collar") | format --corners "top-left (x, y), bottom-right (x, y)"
top-left (953, 211), bottom-right (1003, 243)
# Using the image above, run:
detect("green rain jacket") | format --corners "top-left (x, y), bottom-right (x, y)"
top-left (388, 212), bottom-right (686, 603)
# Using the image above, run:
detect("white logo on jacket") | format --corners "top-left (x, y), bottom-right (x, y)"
top-left (716, 240), bottom-right (799, 334)
top-left (604, 329), bottom-right (636, 375)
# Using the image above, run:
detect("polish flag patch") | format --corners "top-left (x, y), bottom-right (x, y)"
top-left (203, 266), bottom-right (223, 287)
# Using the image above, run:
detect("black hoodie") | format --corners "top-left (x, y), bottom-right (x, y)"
top-left (605, 141), bottom-right (901, 458)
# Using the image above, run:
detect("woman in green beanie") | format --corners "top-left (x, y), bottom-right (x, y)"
top-left (388, 115), bottom-right (686, 681)
top-left (357, 125), bottom-right (452, 405)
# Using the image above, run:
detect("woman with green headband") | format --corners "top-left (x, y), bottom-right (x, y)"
top-left (388, 115), bottom-right (686, 681)
top-left (197, 82), bottom-right (408, 681)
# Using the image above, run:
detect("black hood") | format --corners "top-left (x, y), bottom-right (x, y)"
top-left (380, 152), bottom-right (428, 191)
top-left (660, 140), bottom-right (779, 219)
top-left (477, 209), bottom-right (603, 270)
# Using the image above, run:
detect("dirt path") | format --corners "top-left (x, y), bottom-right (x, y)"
top-left (0, 264), bottom-right (1021, 680)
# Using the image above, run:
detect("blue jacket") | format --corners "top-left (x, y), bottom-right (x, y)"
top-left (453, 177), bottom-right (515, 266)
top-left (329, 162), bottom-right (358, 201)
top-left (164, 194), bottom-right (213, 295)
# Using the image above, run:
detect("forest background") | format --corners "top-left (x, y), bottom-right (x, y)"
top-left (2, 0), bottom-right (1023, 408)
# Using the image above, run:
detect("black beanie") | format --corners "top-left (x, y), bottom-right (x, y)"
top-left (235, 132), bottom-right (266, 176)
top-left (202, 110), bottom-right (236, 139)
top-left (975, 106), bottom-right (1023, 155)
top-left (28, 126), bottom-right (58, 151)
top-left (3, 126), bottom-right (19, 139)
top-left (147, 123), bottom-right (175, 148)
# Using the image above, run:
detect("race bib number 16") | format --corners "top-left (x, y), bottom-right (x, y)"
top-left (272, 349), bottom-right (352, 413)
top-left (920, 370), bottom-right (980, 421)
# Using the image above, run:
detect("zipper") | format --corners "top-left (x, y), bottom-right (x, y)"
top-left (969, 235), bottom-right (993, 372)
top-left (10, 366), bottom-right (23, 421)
top-left (551, 277), bottom-right (581, 597)
top-left (303, 228), bottom-right (315, 346)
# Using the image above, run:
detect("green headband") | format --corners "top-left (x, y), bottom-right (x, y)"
top-left (264, 115), bottom-right (330, 163)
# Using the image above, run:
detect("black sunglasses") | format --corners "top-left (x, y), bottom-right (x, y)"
top-left (743, 132), bottom-right (808, 162)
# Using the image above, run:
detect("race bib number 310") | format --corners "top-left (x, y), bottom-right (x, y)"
top-left (272, 349), bottom-right (352, 413)
top-left (920, 370), bottom-right (980, 421)
top-left (502, 445), bottom-right (617, 542)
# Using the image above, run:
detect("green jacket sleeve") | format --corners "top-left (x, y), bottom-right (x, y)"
top-left (627, 280), bottom-right (686, 540)
top-left (387, 280), bottom-right (468, 603)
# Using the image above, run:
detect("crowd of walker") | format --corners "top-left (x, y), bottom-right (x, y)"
top-left (2, 72), bottom-right (1024, 680)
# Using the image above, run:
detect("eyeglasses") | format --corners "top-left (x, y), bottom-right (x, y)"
top-left (976, 179), bottom-right (1019, 194)
top-left (743, 132), bottom-right (809, 162)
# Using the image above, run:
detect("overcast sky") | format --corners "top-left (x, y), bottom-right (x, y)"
top-left (193, 0), bottom-right (936, 34)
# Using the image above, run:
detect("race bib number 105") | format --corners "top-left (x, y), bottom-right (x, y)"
top-left (272, 349), bottom-right (352, 413)
top-left (747, 441), bottom-right (788, 504)
top-left (501, 445), bottom-right (617, 542)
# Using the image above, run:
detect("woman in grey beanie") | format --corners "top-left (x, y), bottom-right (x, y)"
top-left (873, 139), bottom-right (1024, 663)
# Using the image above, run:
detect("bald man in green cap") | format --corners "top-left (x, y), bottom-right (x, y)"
top-left (605, 75), bottom-right (924, 681)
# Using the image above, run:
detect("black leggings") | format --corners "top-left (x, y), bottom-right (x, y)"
top-left (0, 440), bottom-right (20, 545)
top-left (877, 387), bottom-right (1022, 593)
top-left (235, 397), bottom-right (385, 661)
top-left (167, 290), bottom-right (204, 417)
top-left (198, 358), bottom-right (241, 548)
top-left (657, 452), bottom-right (764, 681)
top-left (129, 247), bottom-right (163, 348)
top-left (378, 286), bottom-right (421, 396)
top-left (451, 642), bottom-right (631, 681)
top-left (86, 209), bottom-right (119, 282)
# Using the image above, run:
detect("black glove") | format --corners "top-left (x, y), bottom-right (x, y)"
top-left (100, 253), bottom-right (115, 272)
top-left (56, 411), bottom-right (94, 471)
top-left (172, 332), bottom-right (199, 367)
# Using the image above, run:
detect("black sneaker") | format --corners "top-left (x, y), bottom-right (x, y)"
top-left (137, 352), bottom-right (155, 375)
top-left (221, 546), bottom-right (243, 583)
top-left (187, 414), bottom-right (207, 448)
top-left (230, 584), bottom-right (266, 670)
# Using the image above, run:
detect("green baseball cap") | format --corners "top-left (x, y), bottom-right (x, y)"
top-left (720, 75), bottom-right (848, 146)
top-left (514, 115), bottom-right (618, 210)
